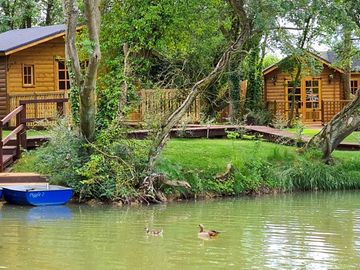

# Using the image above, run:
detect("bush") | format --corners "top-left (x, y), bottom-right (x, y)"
top-left (14, 120), bottom-right (151, 202)
top-left (76, 125), bottom-right (151, 201)
top-left (244, 110), bottom-right (272, 125)
top-left (15, 118), bottom-right (87, 186)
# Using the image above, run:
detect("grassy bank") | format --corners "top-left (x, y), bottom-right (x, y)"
top-left (13, 137), bottom-right (360, 201)
top-left (155, 139), bottom-right (360, 197)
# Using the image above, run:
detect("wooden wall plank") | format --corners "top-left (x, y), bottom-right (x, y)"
top-left (6, 37), bottom-right (65, 93)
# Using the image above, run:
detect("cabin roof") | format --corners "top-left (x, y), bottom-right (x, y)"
top-left (0, 25), bottom-right (65, 55)
top-left (319, 51), bottom-right (360, 72)
top-left (263, 50), bottom-right (360, 75)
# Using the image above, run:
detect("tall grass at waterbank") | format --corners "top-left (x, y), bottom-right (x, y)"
top-left (156, 139), bottom-right (360, 197)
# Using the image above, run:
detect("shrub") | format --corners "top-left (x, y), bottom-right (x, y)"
top-left (14, 118), bottom-right (87, 186)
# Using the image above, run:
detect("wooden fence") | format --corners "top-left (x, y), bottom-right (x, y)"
top-left (267, 100), bottom-right (351, 124)
top-left (321, 100), bottom-right (350, 124)
top-left (266, 100), bottom-right (302, 120)
top-left (129, 89), bottom-right (201, 123)
top-left (8, 89), bottom-right (202, 125)
top-left (8, 91), bottom-right (69, 126)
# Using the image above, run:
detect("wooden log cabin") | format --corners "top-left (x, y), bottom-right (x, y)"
top-left (0, 25), bottom-right (69, 124)
top-left (264, 51), bottom-right (360, 124)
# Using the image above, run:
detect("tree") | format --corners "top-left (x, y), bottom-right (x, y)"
top-left (0, 0), bottom-right (62, 32)
top-left (98, 0), bottom-right (231, 127)
top-left (271, 0), bottom-right (329, 126)
top-left (140, 0), bottom-right (282, 202)
top-left (40, 0), bottom-right (63, 25)
top-left (305, 0), bottom-right (360, 162)
top-left (63, 0), bottom-right (101, 142)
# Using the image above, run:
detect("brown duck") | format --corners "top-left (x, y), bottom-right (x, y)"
top-left (198, 224), bottom-right (220, 238)
top-left (144, 227), bottom-right (163, 236)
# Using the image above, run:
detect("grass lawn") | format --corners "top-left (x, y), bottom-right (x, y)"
top-left (286, 128), bottom-right (360, 143)
top-left (159, 138), bottom-right (360, 171)
top-left (2, 129), bottom-right (48, 138)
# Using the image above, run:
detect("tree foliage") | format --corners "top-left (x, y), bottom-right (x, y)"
top-left (0, 0), bottom-right (63, 32)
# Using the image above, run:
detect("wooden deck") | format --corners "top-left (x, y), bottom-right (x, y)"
top-left (0, 172), bottom-right (47, 185)
top-left (128, 125), bottom-right (360, 150)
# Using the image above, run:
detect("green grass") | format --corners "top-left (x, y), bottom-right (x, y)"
top-left (160, 139), bottom-right (360, 170)
top-left (2, 129), bottom-right (48, 138)
top-left (286, 128), bottom-right (360, 143)
top-left (13, 138), bottom-right (360, 200)
top-left (160, 139), bottom-right (287, 171)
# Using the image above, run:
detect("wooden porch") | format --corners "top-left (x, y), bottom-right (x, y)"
top-left (266, 100), bottom-right (351, 124)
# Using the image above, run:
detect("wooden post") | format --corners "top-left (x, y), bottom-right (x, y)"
top-left (15, 113), bottom-right (21, 158)
top-left (19, 103), bottom-right (27, 150)
top-left (57, 101), bottom-right (64, 117)
top-left (274, 100), bottom-right (277, 116)
top-left (321, 100), bottom-right (325, 125)
top-left (0, 123), bottom-right (3, 172)
top-left (34, 92), bottom-right (38, 120)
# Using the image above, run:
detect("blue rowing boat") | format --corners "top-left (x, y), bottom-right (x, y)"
top-left (0, 188), bottom-right (2, 199)
top-left (2, 185), bottom-right (73, 206)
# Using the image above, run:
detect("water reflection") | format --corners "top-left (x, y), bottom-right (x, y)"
top-left (0, 204), bottom-right (72, 221)
top-left (27, 205), bottom-right (72, 221)
top-left (0, 192), bottom-right (360, 269)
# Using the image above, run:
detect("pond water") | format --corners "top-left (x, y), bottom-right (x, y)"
top-left (1, 191), bottom-right (360, 269)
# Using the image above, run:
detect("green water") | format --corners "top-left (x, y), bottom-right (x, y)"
top-left (1, 192), bottom-right (360, 269)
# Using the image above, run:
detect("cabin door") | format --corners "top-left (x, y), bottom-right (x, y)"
top-left (302, 78), bottom-right (321, 122)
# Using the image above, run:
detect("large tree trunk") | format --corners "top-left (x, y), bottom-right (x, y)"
top-left (63, 0), bottom-right (101, 142)
top-left (306, 89), bottom-right (360, 162)
top-left (341, 28), bottom-right (352, 100)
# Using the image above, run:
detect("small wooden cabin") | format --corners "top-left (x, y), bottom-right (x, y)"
top-left (264, 51), bottom-right (360, 124)
top-left (0, 25), bottom-right (69, 122)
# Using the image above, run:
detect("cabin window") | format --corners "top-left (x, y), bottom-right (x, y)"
top-left (287, 81), bottom-right (302, 109)
top-left (23, 65), bottom-right (34, 87)
top-left (351, 80), bottom-right (359, 95)
top-left (305, 79), bottom-right (320, 109)
top-left (57, 60), bottom-right (70, 91)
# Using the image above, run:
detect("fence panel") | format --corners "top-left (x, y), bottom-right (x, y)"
top-left (8, 91), bottom-right (69, 126)
top-left (128, 89), bottom-right (201, 123)
top-left (321, 100), bottom-right (350, 124)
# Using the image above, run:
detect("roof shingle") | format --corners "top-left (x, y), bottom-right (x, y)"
top-left (319, 51), bottom-right (360, 72)
top-left (0, 25), bottom-right (65, 54)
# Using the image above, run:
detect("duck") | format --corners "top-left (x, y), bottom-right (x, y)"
top-left (198, 224), bottom-right (220, 239)
top-left (144, 227), bottom-right (163, 236)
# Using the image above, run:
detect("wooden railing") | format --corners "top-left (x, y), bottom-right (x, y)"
top-left (267, 100), bottom-right (352, 124)
top-left (321, 100), bottom-right (350, 124)
top-left (0, 105), bottom-right (26, 171)
top-left (266, 100), bottom-right (302, 119)
top-left (0, 98), bottom-right (68, 171)
top-left (128, 89), bottom-right (201, 123)
top-left (8, 91), bottom-right (68, 126)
